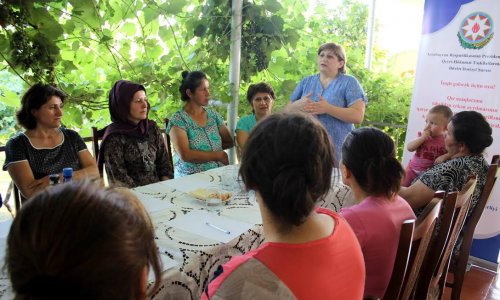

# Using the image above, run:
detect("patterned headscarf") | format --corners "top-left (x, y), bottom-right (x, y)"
top-left (98, 80), bottom-right (156, 167)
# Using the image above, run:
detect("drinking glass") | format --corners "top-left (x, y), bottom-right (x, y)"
top-left (232, 174), bottom-right (245, 194)
top-left (205, 186), bottom-right (222, 214)
top-left (219, 169), bottom-right (243, 193)
top-left (219, 172), bottom-right (232, 191)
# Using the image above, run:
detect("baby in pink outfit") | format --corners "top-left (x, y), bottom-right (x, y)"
top-left (402, 105), bottom-right (453, 187)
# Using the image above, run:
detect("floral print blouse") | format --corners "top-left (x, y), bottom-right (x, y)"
top-left (167, 108), bottom-right (225, 177)
top-left (103, 123), bottom-right (173, 188)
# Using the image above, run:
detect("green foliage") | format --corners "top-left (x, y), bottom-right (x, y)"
top-left (0, 70), bottom-right (24, 144)
top-left (0, 0), bottom-right (412, 155)
top-left (190, 0), bottom-right (300, 79)
top-left (0, 101), bottom-right (17, 142)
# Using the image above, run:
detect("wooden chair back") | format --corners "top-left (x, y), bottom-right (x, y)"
top-left (4, 181), bottom-right (22, 214)
top-left (164, 118), bottom-right (174, 173)
top-left (446, 155), bottom-right (499, 300)
top-left (3, 181), bottom-right (21, 214)
top-left (383, 219), bottom-right (415, 300)
top-left (91, 126), bottom-right (108, 176)
top-left (400, 197), bottom-right (442, 300)
top-left (13, 183), bottom-right (21, 212)
top-left (415, 176), bottom-right (477, 300)
top-left (1, 145), bottom-right (21, 212)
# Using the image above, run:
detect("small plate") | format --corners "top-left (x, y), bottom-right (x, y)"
top-left (187, 188), bottom-right (232, 202)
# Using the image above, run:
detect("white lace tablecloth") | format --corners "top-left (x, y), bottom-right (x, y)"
top-left (0, 165), bottom-right (354, 300)
top-left (139, 165), bottom-right (354, 300)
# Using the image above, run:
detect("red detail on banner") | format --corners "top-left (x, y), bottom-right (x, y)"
top-left (472, 22), bottom-right (480, 33)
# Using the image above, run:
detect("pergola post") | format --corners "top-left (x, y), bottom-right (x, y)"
top-left (227, 0), bottom-right (243, 164)
top-left (365, 0), bottom-right (376, 69)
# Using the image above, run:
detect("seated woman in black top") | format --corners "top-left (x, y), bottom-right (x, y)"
top-left (2, 84), bottom-right (99, 199)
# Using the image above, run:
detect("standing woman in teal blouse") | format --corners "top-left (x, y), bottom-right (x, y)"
top-left (235, 82), bottom-right (275, 152)
top-left (167, 71), bottom-right (234, 177)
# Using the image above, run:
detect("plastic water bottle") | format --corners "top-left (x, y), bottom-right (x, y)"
top-left (62, 168), bottom-right (73, 183)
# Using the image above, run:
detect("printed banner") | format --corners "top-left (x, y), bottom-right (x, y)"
top-left (403, 0), bottom-right (500, 264)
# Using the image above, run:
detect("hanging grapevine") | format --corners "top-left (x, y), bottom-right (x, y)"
top-left (193, 0), bottom-right (297, 81)
top-left (1, 2), bottom-right (60, 84)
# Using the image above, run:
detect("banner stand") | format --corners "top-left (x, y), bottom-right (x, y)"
top-left (404, 0), bottom-right (500, 267)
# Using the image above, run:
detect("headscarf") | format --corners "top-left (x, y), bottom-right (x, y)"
top-left (98, 80), bottom-right (156, 168)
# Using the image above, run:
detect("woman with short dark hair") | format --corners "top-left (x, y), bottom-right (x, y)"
top-left (340, 127), bottom-right (415, 298)
top-left (2, 83), bottom-right (99, 199)
top-left (203, 113), bottom-right (365, 299)
top-left (235, 82), bottom-right (275, 151)
top-left (167, 71), bottom-right (234, 177)
top-left (6, 180), bottom-right (162, 300)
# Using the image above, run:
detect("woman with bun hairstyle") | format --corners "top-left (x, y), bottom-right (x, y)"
top-left (340, 127), bottom-right (415, 298)
top-left (399, 111), bottom-right (493, 264)
top-left (203, 113), bottom-right (365, 299)
top-left (167, 71), bottom-right (234, 177)
top-left (400, 111), bottom-right (493, 214)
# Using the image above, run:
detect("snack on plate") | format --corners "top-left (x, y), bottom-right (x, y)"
top-left (188, 188), bottom-right (232, 202)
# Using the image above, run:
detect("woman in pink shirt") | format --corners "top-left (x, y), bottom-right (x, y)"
top-left (203, 113), bottom-right (365, 300)
top-left (340, 127), bottom-right (415, 299)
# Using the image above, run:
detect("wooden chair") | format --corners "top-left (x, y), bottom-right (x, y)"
top-left (446, 155), bottom-right (500, 300)
top-left (3, 181), bottom-right (23, 214)
top-left (91, 126), bottom-right (108, 176)
top-left (383, 219), bottom-right (415, 300)
top-left (1, 145), bottom-right (18, 213)
top-left (399, 197), bottom-right (443, 300)
top-left (415, 176), bottom-right (477, 300)
top-left (13, 182), bottom-right (21, 212)
top-left (163, 118), bottom-right (174, 173)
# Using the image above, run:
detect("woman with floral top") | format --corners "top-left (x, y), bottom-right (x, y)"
top-left (167, 71), bottom-right (234, 178)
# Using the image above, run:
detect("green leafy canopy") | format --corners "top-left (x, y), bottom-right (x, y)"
top-left (0, 0), bottom-right (413, 156)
